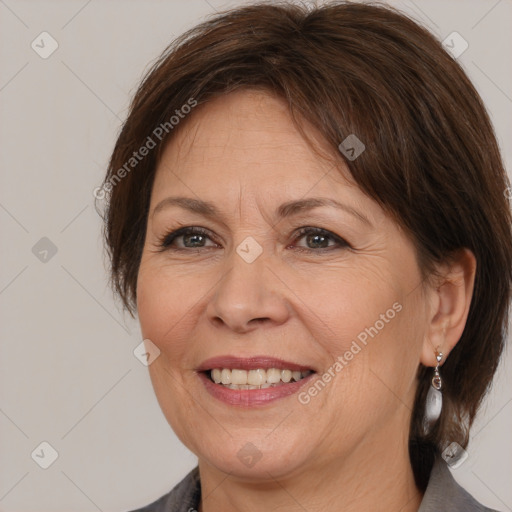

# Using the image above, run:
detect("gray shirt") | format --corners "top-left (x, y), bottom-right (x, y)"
top-left (129, 457), bottom-right (500, 512)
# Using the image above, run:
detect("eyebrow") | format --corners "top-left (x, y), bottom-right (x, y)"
top-left (152, 196), bottom-right (372, 226)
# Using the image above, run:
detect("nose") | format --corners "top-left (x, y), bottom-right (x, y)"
top-left (206, 246), bottom-right (290, 334)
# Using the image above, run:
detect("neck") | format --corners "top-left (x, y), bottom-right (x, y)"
top-left (198, 437), bottom-right (422, 512)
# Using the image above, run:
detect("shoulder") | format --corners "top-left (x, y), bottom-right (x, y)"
top-left (419, 456), bottom-right (501, 512)
top-left (127, 466), bottom-right (201, 512)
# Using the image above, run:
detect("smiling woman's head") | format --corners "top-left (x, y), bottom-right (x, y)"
top-left (102, 0), bottom-right (512, 501)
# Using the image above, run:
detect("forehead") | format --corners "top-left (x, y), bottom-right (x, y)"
top-left (147, 89), bottom-right (396, 247)
top-left (153, 89), bottom-right (352, 190)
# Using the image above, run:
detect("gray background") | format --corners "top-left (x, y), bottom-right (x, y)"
top-left (0, 0), bottom-right (510, 510)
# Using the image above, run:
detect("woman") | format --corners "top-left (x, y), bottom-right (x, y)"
top-left (100, 2), bottom-right (512, 511)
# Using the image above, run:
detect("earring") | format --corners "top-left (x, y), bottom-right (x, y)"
top-left (422, 348), bottom-right (443, 435)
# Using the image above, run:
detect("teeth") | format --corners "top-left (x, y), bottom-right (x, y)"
top-left (221, 369), bottom-right (231, 385)
top-left (212, 369), bottom-right (222, 384)
top-left (231, 369), bottom-right (247, 385)
top-left (248, 369), bottom-right (266, 385)
top-left (281, 369), bottom-right (292, 383)
top-left (209, 368), bottom-right (313, 388)
top-left (266, 368), bottom-right (281, 384)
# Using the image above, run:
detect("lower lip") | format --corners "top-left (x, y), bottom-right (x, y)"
top-left (198, 372), bottom-right (315, 407)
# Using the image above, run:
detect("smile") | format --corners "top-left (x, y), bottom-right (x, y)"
top-left (208, 368), bottom-right (313, 389)
top-left (196, 356), bottom-right (317, 406)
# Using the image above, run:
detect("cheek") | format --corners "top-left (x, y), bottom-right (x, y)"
top-left (136, 263), bottom-right (200, 361)
top-left (320, 252), bottom-right (425, 373)
top-left (340, 300), bottom-right (423, 430)
top-left (301, 266), bottom-right (422, 416)
top-left (136, 264), bottom-right (203, 441)
top-left (297, 265), bottom-right (403, 356)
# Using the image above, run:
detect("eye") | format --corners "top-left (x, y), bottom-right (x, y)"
top-left (156, 226), bottom-right (351, 253)
top-left (292, 227), bottom-right (351, 252)
top-left (157, 227), bottom-right (218, 250)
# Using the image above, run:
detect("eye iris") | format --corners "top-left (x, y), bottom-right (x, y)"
top-left (307, 233), bottom-right (329, 249)
top-left (184, 233), bottom-right (205, 247)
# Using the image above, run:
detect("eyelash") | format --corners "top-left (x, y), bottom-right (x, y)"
top-left (156, 226), bottom-right (351, 253)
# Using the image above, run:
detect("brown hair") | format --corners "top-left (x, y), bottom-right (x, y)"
top-left (100, 1), bottom-right (512, 487)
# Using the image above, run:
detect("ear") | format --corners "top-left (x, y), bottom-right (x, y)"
top-left (420, 248), bottom-right (477, 367)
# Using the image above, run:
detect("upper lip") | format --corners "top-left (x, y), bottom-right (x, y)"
top-left (196, 355), bottom-right (316, 372)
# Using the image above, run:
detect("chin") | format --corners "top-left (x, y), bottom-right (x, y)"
top-left (192, 433), bottom-right (315, 482)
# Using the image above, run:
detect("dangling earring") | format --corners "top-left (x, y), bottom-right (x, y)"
top-left (422, 348), bottom-right (443, 435)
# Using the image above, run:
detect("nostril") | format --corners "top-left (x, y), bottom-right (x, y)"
top-left (251, 317), bottom-right (270, 325)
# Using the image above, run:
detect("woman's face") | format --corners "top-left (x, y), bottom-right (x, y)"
top-left (137, 89), bottom-right (430, 480)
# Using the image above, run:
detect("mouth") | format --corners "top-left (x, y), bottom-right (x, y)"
top-left (196, 356), bottom-right (317, 406)
top-left (205, 368), bottom-right (314, 390)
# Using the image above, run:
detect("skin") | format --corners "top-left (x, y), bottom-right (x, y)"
top-left (136, 89), bottom-right (476, 512)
